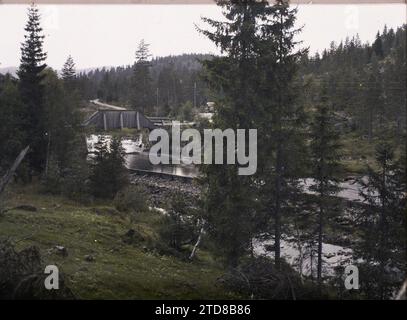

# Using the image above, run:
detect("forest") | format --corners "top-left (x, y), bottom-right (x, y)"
top-left (0, 1), bottom-right (406, 300)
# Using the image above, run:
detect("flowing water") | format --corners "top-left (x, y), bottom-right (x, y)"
top-left (87, 134), bottom-right (364, 277)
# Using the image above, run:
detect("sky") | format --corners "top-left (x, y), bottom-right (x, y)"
top-left (0, 4), bottom-right (405, 69)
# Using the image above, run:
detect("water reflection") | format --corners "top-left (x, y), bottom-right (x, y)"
top-left (126, 153), bottom-right (199, 178)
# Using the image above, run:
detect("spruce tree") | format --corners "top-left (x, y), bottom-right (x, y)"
top-left (372, 31), bottom-right (384, 59)
top-left (198, 0), bottom-right (269, 267)
top-left (132, 40), bottom-right (153, 114)
top-left (356, 143), bottom-right (406, 299)
top-left (90, 136), bottom-right (129, 199)
top-left (257, 0), bottom-right (307, 268)
top-left (61, 55), bottom-right (76, 92)
top-left (18, 4), bottom-right (47, 174)
top-left (309, 83), bottom-right (342, 285)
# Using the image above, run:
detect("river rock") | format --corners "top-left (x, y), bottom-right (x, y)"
top-left (54, 245), bottom-right (68, 257)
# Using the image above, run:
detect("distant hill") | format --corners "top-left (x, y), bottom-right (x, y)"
top-left (0, 67), bottom-right (17, 77)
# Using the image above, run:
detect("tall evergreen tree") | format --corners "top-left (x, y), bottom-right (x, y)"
top-left (42, 68), bottom-right (81, 171)
top-left (62, 55), bottom-right (76, 81)
top-left (309, 84), bottom-right (342, 285)
top-left (257, 0), bottom-right (307, 268)
top-left (18, 4), bottom-right (47, 174)
top-left (356, 143), bottom-right (406, 299)
top-left (198, 0), bottom-right (268, 267)
top-left (372, 31), bottom-right (384, 59)
top-left (61, 55), bottom-right (76, 92)
top-left (132, 40), bottom-right (153, 114)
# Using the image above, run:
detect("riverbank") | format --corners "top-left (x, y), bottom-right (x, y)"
top-left (129, 172), bottom-right (364, 279)
top-left (130, 172), bottom-right (200, 208)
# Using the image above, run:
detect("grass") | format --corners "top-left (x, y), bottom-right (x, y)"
top-left (340, 131), bottom-right (404, 176)
top-left (0, 184), bottom-right (236, 299)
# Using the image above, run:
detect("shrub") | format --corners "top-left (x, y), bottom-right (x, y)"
top-left (89, 136), bottom-right (129, 199)
top-left (158, 194), bottom-right (198, 252)
top-left (41, 156), bottom-right (61, 194)
top-left (114, 185), bottom-right (148, 213)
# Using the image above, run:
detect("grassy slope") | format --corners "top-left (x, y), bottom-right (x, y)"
top-left (340, 132), bottom-right (403, 176)
top-left (0, 184), bottom-right (235, 299)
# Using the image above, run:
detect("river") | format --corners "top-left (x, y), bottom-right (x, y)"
top-left (87, 134), bottom-right (363, 277)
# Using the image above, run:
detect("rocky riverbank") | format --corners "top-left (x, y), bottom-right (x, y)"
top-left (130, 173), bottom-right (201, 208)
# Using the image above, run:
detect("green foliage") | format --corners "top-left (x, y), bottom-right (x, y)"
top-left (355, 143), bottom-right (406, 299)
top-left (198, 0), bottom-right (273, 267)
top-left (309, 83), bottom-right (343, 283)
top-left (0, 185), bottom-right (235, 299)
top-left (61, 55), bottom-right (79, 96)
top-left (199, 0), bottom-right (308, 268)
top-left (89, 136), bottom-right (129, 199)
top-left (159, 194), bottom-right (198, 252)
top-left (0, 75), bottom-right (25, 172)
top-left (171, 101), bottom-right (194, 122)
top-left (17, 4), bottom-right (48, 174)
top-left (301, 25), bottom-right (406, 143)
top-left (132, 40), bottom-right (153, 114)
top-left (114, 185), bottom-right (148, 213)
top-left (75, 53), bottom-right (210, 116)
top-left (41, 156), bottom-right (62, 194)
top-left (59, 136), bottom-right (91, 203)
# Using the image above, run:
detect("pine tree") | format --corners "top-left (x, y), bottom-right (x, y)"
top-left (372, 31), bottom-right (384, 59)
top-left (17, 4), bottom-right (47, 174)
top-left (41, 68), bottom-right (81, 171)
top-left (61, 55), bottom-right (76, 92)
top-left (257, 0), bottom-right (307, 268)
top-left (309, 83), bottom-right (342, 285)
top-left (89, 136), bottom-right (129, 199)
top-left (198, 0), bottom-right (269, 267)
top-left (356, 143), bottom-right (406, 299)
top-left (132, 40), bottom-right (153, 114)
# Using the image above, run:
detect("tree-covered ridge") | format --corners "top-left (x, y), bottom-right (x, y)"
top-left (75, 53), bottom-right (212, 116)
top-left (300, 25), bottom-right (406, 141)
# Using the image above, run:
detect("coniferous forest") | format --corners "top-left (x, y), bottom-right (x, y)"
top-left (0, 1), bottom-right (406, 301)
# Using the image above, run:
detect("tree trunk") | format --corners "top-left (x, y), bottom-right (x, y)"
top-left (189, 227), bottom-right (204, 260)
top-left (274, 143), bottom-right (282, 269)
top-left (317, 205), bottom-right (323, 286)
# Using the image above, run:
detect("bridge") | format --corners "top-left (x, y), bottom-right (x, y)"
top-left (83, 109), bottom-right (156, 131)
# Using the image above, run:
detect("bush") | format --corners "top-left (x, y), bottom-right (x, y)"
top-left (158, 194), bottom-right (198, 252)
top-left (89, 136), bottom-right (129, 199)
top-left (61, 161), bottom-right (91, 203)
top-left (114, 185), bottom-right (148, 213)
top-left (41, 156), bottom-right (61, 194)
